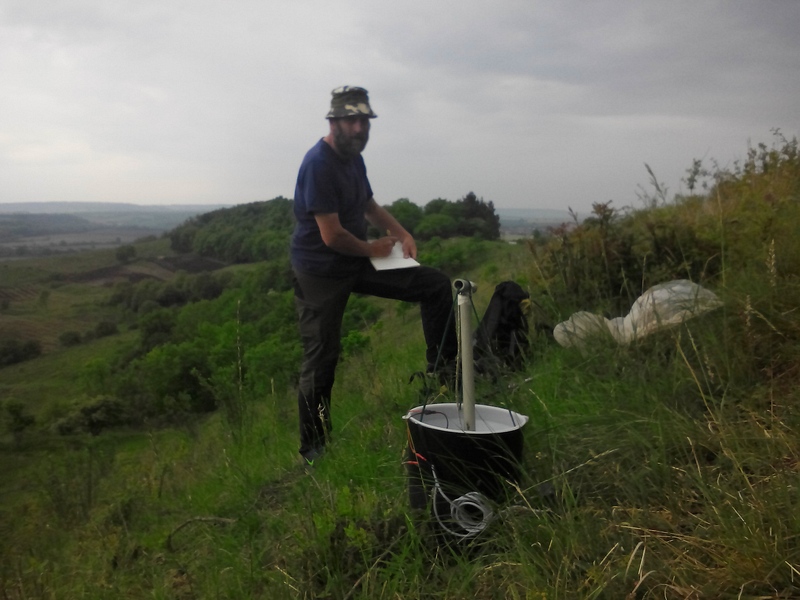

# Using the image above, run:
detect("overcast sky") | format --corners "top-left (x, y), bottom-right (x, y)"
top-left (1, 1), bottom-right (798, 216)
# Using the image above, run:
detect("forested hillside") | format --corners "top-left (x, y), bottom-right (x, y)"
top-left (1, 192), bottom-right (504, 435)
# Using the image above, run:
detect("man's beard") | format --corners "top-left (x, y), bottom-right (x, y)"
top-left (332, 125), bottom-right (368, 159)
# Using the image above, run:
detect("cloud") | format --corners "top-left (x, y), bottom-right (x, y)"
top-left (1, 0), bottom-right (798, 210)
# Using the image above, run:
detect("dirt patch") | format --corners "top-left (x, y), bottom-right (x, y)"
top-left (0, 285), bottom-right (39, 302)
top-left (62, 255), bottom-right (226, 286)
top-left (154, 255), bottom-right (227, 274)
top-left (67, 265), bottom-right (141, 285)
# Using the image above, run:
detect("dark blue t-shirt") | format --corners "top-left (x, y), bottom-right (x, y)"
top-left (290, 139), bottom-right (374, 275)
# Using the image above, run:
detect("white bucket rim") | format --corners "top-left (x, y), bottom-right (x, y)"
top-left (403, 402), bottom-right (528, 435)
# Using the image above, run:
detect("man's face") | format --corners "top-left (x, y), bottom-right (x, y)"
top-left (330, 116), bottom-right (370, 158)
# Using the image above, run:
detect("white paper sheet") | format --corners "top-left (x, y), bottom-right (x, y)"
top-left (369, 241), bottom-right (420, 270)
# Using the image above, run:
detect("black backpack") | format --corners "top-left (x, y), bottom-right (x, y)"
top-left (474, 281), bottom-right (531, 371)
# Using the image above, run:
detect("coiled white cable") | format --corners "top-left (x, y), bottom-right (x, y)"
top-left (430, 466), bottom-right (494, 540)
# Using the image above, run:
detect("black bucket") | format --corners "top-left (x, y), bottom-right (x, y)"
top-left (404, 403), bottom-right (528, 508)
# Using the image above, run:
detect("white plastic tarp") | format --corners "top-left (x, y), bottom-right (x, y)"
top-left (554, 279), bottom-right (723, 348)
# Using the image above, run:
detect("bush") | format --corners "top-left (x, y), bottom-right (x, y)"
top-left (94, 321), bottom-right (119, 338)
top-left (115, 245), bottom-right (136, 263)
top-left (341, 330), bottom-right (370, 356)
top-left (0, 339), bottom-right (42, 366)
top-left (5, 401), bottom-right (36, 446)
top-left (55, 396), bottom-right (132, 436)
top-left (59, 331), bottom-right (83, 347)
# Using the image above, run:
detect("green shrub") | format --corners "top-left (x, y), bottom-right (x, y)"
top-left (115, 244), bottom-right (136, 263)
top-left (94, 321), bottom-right (119, 338)
top-left (0, 338), bottom-right (42, 366)
top-left (4, 401), bottom-right (35, 446)
top-left (59, 331), bottom-right (83, 347)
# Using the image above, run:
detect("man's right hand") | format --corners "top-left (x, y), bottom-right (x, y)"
top-left (368, 236), bottom-right (398, 257)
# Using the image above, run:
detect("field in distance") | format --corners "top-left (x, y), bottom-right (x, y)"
top-left (0, 202), bottom-right (229, 258)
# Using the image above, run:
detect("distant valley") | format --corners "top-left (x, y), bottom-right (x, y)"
top-left (0, 201), bottom-right (574, 258)
top-left (0, 202), bottom-right (228, 258)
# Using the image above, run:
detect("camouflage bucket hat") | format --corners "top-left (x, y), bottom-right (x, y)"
top-left (326, 86), bottom-right (377, 119)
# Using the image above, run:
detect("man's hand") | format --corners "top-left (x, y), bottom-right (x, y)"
top-left (398, 235), bottom-right (417, 259)
top-left (364, 198), bottom-right (418, 259)
top-left (315, 199), bottom-right (417, 260)
top-left (368, 236), bottom-right (398, 257)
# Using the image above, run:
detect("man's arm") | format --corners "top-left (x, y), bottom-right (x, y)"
top-left (315, 211), bottom-right (397, 258)
top-left (363, 198), bottom-right (417, 259)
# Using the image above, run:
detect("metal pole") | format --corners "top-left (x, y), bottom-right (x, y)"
top-left (454, 280), bottom-right (476, 431)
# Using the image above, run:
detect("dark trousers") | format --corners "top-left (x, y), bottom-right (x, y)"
top-left (293, 263), bottom-right (458, 457)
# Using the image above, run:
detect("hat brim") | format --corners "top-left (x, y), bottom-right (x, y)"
top-left (326, 106), bottom-right (377, 119)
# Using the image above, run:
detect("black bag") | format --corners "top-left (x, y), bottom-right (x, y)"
top-left (474, 281), bottom-right (530, 370)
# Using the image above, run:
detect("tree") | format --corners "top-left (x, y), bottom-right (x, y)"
top-left (5, 401), bottom-right (35, 448)
top-left (116, 245), bottom-right (136, 264)
top-left (424, 198), bottom-right (446, 215)
top-left (138, 309), bottom-right (177, 351)
top-left (0, 339), bottom-right (42, 366)
top-left (415, 214), bottom-right (458, 240)
top-left (59, 331), bottom-right (83, 347)
top-left (458, 192), bottom-right (501, 240)
top-left (94, 321), bottom-right (119, 338)
top-left (387, 198), bottom-right (424, 234)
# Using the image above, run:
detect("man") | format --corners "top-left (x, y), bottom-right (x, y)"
top-left (290, 86), bottom-right (458, 464)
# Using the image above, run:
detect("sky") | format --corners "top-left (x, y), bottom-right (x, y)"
top-left (1, 1), bottom-right (798, 217)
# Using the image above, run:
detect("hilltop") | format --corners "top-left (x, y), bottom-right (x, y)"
top-left (0, 201), bottom-right (574, 258)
